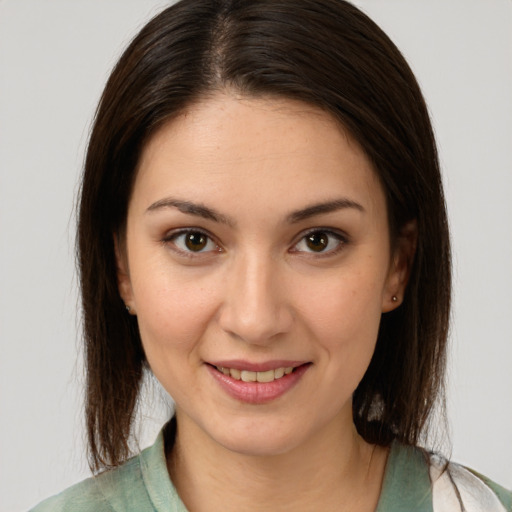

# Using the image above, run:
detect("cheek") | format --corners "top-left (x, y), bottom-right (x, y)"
top-left (295, 266), bottom-right (385, 390)
top-left (131, 270), bottom-right (223, 401)
top-left (129, 258), bottom-right (221, 360)
top-left (298, 268), bottom-right (384, 342)
top-left (130, 269), bottom-right (247, 410)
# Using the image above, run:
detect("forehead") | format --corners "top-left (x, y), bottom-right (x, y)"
top-left (141, 93), bottom-right (363, 165)
top-left (133, 93), bottom-right (385, 219)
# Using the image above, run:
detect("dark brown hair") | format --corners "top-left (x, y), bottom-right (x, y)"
top-left (78, 0), bottom-right (451, 472)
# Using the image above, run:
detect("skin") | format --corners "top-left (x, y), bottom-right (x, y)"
top-left (117, 92), bottom-right (415, 511)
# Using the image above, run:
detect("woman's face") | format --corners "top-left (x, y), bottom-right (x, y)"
top-left (118, 93), bottom-right (409, 456)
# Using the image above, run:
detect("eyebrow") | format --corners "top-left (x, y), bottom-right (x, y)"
top-left (146, 196), bottom-right (364, 225)
top-left (146, 198), bottom-right (234, 226)
top-left (286, 198), bottom-right (365, 223)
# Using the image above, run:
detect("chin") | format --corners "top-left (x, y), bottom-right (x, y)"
top-left (204, 416), bottom-right (310, 458)
top-left (218, 433), bottom-right (300, 458)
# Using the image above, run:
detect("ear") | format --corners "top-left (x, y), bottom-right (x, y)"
top-left (382, 220), bottom-right (417, 313)
top-left (114, 234), bottom-right (136, 315)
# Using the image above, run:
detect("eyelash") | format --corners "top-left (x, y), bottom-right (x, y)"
top-left (290, 228), bottom-right (348, 257)
top-left (161, 228), bottom-right (348, 258)
top-left (162, 228), bottom-right (221, 258)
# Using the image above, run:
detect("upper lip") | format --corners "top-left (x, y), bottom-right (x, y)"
top-left (207, 360), bottom-right (309, 372)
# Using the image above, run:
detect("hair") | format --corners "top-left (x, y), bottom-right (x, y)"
top-left (78, 0), bottom-right (451, 472)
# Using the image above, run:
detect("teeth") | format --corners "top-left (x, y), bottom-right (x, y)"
top-left (230, 368), bottom-right (241, 380)
top-left (241, 370), bottom-right (257, 382)
top-left (216, 366), bottom-right (295, 382)
top-left (256, 370), bottom-right (275, 383)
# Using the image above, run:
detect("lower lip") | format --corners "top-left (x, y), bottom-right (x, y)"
top-left (206, 364), bottom-right (310, 404)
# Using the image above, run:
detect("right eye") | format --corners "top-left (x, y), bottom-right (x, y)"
top-left (164, 230), bottom-right (220, 255)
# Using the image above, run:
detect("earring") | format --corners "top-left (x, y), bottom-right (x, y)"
top-left (392, 295), bottom-right (398, 302)
top-left (125, 305), bottom-right (131, 312)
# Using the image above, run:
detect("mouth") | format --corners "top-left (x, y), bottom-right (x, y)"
top-left (206, 362), bottom-right (311, 404)
top-left (214, 365), bottom-right (295, 383)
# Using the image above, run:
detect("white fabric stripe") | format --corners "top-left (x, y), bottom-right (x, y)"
top-left (430, 455), bottom-right (506, 512)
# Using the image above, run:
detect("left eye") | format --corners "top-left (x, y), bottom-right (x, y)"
top-left (293, 230), bottom-right (345, 254)
top-left (170, 231), bottom-right (218, 253)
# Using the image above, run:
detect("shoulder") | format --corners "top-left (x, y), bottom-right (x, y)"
top-left (29, 455), bottom-right (149, 512)
top-left (29, 474), bottom-right (113, 512)
top-left (429, 452), bottom-right (512, 512)
top-left (29, 425), bottom-right (186, 512)
top-left (380, 442), bottom-right (511, 512)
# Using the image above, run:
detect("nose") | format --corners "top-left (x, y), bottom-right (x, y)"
top-left (217, 251), bottom-right (293, 345)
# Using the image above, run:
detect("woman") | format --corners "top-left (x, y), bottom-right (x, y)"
top-left (31, 0), bottom-right (511, 510)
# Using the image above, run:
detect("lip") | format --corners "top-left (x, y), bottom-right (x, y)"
top-left (206, 362), bottom-right (311, 404)
top-left (208, 359), bottom-right (307, 372)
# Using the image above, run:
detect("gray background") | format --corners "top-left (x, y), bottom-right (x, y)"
top-left (1, 1), bottom-right (511, 510)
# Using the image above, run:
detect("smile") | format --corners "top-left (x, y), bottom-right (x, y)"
top-left (207, 362), bottom-right (311, 404)
top-left (215, 366), bottom-right (294, 382)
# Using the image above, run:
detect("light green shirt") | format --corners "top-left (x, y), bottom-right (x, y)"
top-left (31, 427), bottom-right (512, 511)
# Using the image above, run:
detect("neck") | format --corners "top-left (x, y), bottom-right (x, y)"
top-left (167, 411), bottom-right (388, 512)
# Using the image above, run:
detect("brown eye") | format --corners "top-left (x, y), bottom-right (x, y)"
top-left (305, 232), bottom-right (329, 252)
top-left (185, 232), bottom-right (208, 251)
top-left (168, 230), bottom-right (218, 254)
top-left (292, 230), bottom-right (346, 255)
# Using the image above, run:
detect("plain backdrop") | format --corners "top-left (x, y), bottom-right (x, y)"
top-left (1, 1), bottom-right (511, 510)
